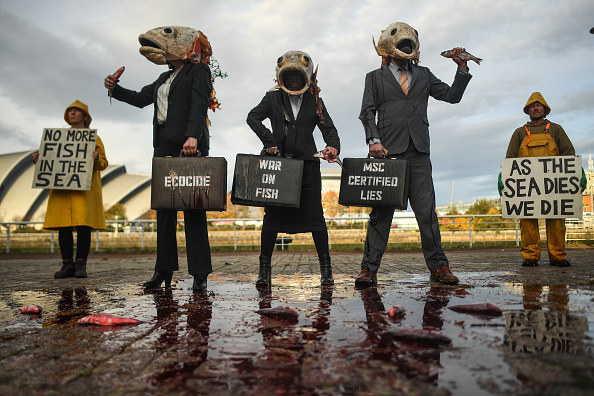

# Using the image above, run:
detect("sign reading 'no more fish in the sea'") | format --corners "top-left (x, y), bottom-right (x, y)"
top-left (339, 158), bottom-right (409, 209)
top-left (32, 128), bottom-right (96, 191)
top-left (231, 154), bottom-right (304, 208)
top-left (501, 155), bottom-right (582, 219)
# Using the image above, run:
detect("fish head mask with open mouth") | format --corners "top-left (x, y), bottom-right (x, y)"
top-left (374, 22), bottom-right (420, 65)
top-left (138, 26), bottom-right (212, 65)
top-left (275, 50), bottom-right (314, 96)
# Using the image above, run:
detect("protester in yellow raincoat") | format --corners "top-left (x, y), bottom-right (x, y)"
top-left (32, 100), bottom-right (108, 278)
top-left (505, 92), bottom-right (576, 267)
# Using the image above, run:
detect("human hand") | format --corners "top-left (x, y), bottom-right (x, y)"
top-left (323, 146), bottom-right (338, 161)
top-left (93, 151), bottom-right (99, 160)
top-left (182, 137), bottom-right (198, 156)
top-left (265, 146), bottom-right (278, 155)
top-left (104, 75), bottom-right (118, 90)
top-left (32, 151), bottom-right (39, 164)
top-left (369, 143), bottom-right (388, 159)
top-left (451, 47), bottom-right (469, 71)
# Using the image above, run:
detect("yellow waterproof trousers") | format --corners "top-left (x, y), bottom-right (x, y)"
top-left (520, 218), bottom-right (567, 261)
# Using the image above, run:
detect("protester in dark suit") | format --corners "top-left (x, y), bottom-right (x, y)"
top-left (247, 50), bottom-right (340, 288)
top-left (355, 22), bottom-right (472, 288)
top-left (104, 55), bottom-right (213, 292)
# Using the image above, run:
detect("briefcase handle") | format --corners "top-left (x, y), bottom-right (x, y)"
top-left (178, 149), bottom-right (202, 158)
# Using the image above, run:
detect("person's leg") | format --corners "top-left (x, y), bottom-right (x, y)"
top-left (184, 210), bottom-right (212, 291)
top-left (55, 227), bottom-right (75, 278)
top-left (546, 218), bottom-right (569, 266)
top-left (520, 219), bottom-right (541, 266)
top-left (74, 226), bottom-right (91, 278)
top-left (257, 230), bottom-right (277, 288)
top-left (144, 209), bottom-right (178, 288)
top-left (357, 206), bottom-right (394, 288)
top-left (313, 230), bottom-right (333, 285)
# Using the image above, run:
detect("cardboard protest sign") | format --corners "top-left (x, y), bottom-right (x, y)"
top-left (32, 128), bottom-right (97, 191)
top-left (501, 155), bottom-right (582, 219)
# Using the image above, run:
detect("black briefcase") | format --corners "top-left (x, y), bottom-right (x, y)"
top-left (151, 156), bottom-right (227, 211)
top-left (338, 158), bottom-right (409, 209)
top-left (231, 153), bottom-right (303, 208)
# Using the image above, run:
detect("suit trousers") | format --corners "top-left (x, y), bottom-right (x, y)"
top-left (153, 131), bottom-right (212, 275)
top-left (361, 142), bottom-right (449, 273)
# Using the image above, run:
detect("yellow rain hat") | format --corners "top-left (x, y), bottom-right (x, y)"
top-left (523, 92), bottom-right (550, 116)
top-left (64, 99), bottom-right (92, 127)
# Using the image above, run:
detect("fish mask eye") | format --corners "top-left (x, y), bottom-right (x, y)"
top-left (301, 55), bottom-right (310, 66)
top-left (277, 56), bottom-right (284, 66)
top-left (390, 28), bottom-right (397, 36)
top-left (163, 27), bottom-right (173, 34)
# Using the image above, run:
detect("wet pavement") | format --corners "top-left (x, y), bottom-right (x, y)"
top-left (0, 248), bottom-right (593, 395)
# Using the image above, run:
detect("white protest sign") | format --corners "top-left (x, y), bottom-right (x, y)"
top-left (32, 128), bottom-right (97, 191)
top-left (501, 155), bottom-right (582, 219)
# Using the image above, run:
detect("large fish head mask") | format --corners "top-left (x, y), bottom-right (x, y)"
top-left (275, 50), bottom-right (314, 96)
top-left (374, 22), bottom-right (420, 63)
top-left (138, 26), bottom-right (212, 65)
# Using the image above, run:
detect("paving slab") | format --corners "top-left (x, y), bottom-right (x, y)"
top-left (0, 248), bottom-right (593, 395)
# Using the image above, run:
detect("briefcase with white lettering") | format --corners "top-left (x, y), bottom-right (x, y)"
top-left (151, 156), bottom-right (227, 211)
top-left (231, 154), bottom-right (303, 208)
top-left (338, 158), bottom-right (409, 209)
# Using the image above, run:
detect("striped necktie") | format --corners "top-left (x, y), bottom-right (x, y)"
top-left (399, 68), bottom-right (409, 95)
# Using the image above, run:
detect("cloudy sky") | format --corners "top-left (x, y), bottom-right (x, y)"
top-left (1, 0), bottom-right (593, 207)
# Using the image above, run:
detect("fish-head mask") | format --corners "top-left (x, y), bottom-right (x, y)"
top-left (138, 26), bottom-right (212, 65)
top-left (275, 50), bottom-right (314, 96)
top-left (374, 22), bottom-right (420, 64)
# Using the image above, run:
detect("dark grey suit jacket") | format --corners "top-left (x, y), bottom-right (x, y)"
top-left (359, 64), bottom-right (471, 155)
top-left (112, 62), bottom-right (212, 156)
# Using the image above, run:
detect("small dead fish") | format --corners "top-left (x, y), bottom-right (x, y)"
top-left (448, 303), bottom-right (502, 316)
top-left (440, 48), bottom-right (483, 65)
top-left (313, 150), bottom-right (343, 168)
top-left (387, 306), bottom-right (405, 320)
top-left (108, 66), bottom-right (125, 103)
top-left (19, 305), bottom-right (42, 314)
top-left (77, 314), bottom-right (143, 326)
top-left (382, 328), bottom-right (452, 345)
top-left (257, 307), bottom-right (299, 320)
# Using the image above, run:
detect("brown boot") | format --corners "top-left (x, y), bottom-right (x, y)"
top-left (355, 268), bottom-right (377, 289)
top-left (430, 266), bottom-right (459, 284)
top-left (54, 259), bottom-right (75, 278)
top-left (74, 259), bottom-right (87, 278)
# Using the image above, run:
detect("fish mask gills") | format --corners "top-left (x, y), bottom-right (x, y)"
top-left (138, 26), bottom-right (212, 65)
top-left (374, 22), bottom-right (420, 65)
top-left (276, 50), bottom-right (314, 96)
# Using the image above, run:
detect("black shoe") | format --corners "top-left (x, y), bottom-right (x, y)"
top-left (256, 254), bottom-right (272, 289)
top-left (319, 254), bottom-right (334, 286)
top-left (54, 259), bottom-right (75, 278)
top-left (355, 269), bottom-right (377, 289)
top-left (550, 260), bottom-right (571, 267)
top-left (522, 259), bottom-right (539, 267)
top-left (193, 275), bottom-right (207, 292)
top-left (74, 259), bottom-right (87, 278)
top-left (144, 271), bottom-right (173, 288)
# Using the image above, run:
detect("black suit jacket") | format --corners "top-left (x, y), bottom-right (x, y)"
top-left (246, 90), bottom-right (340, 161)
top-left (112, 62), bottom-right (212, 156)
top-left (359, 64), bottom-right (471, 155)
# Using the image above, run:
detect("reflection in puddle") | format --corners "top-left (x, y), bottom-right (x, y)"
top-left (0, 271), bottom-right (592, 394)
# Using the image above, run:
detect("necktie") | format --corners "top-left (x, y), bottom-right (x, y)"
top-left (399, 68), bottom-right (409, 95)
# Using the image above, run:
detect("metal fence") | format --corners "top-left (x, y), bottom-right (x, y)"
top-left (1, 214), bottom-right (592, 253)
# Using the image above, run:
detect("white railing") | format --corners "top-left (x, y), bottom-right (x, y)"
top-left (1, 214), bottom-right (592, 253)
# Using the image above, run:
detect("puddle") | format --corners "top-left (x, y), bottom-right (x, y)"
top-left (1, 271), bottom-right (593, 394)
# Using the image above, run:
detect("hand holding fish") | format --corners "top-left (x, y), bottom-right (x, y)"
top-left (322, 146), bottom-right (338, 161)
top-left (441, 47), bottom-right (483, 67)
